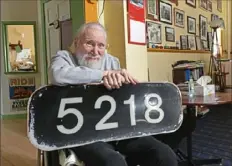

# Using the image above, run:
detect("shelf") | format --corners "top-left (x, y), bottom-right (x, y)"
top-left (147, 48), bottom-right (210, 54)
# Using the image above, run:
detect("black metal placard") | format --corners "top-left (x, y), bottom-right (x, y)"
top-left (28, 82), bottom-right (183, 151)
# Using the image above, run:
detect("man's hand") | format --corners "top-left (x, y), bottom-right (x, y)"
top-left (103, 69), bottom-right (138, 90)
top-left (103, 70), bottom-right (125, 90)
top-left (120, 69), bottom-right (138, 85)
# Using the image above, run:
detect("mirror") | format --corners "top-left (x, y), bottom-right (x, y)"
top-left (2, 21), bottom-right (38, 73)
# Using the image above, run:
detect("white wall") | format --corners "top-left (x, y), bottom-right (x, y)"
top-left (0, 0), bottom-right (44, 116)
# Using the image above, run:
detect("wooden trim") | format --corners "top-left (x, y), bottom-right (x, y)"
top-left (147, 48), bottom-right (210, 53)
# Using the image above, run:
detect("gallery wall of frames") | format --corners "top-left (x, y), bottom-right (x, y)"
top-left (146, 0), bottom-right (224, 51)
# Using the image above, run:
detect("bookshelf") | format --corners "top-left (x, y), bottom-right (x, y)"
top-left (172, 62), bottom-right (204, 84)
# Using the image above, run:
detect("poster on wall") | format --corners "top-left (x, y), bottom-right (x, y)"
top-left (9, 77), bottom-right (36, 112)
top-left (10, 99), bottom-right (29, 112)
top-left (127, 0), bottom-right (145, 18)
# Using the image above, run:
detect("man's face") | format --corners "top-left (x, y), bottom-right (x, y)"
top-left (76, 27), bottom-right (106, 69)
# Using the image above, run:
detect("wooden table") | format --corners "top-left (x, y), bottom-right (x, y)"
top-left (180, 91), bottom-right (232, 166)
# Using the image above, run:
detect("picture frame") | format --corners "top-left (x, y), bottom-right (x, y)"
top-left (187, 16), bottom-right (196, 34)
top-left (147, 0), bottom-right (159, 21)
top-left (159, 1), bottom-right (172, 25)
top-left (180, 35), bottom-right (188, 49)
top-left (195, 36), bottom-right (202, 50)
top-left (199, 15), bottom-right (208, 41)
top-left (146, 21), bottom-right (162, 44)
top-left (217, 0), bottom-right (222, 12)
top-left (201, 40), bottom-right (208, 50)
top-left (187, 35), bottom-right (197, 50)
top-left (186, 0), bottom-right (196, 8)
top-left (211, 14), bottom-right (219, 21)
top-left (199, 0), bottom-right (207, 10)
top-left (174, 8), bottom-right (185, 28)
top-left (165, 27), bottom-right (175, 42)
top-left (207, 0), bottom-right (212, 12)
top-left (2, 21), bottom-right (38, 74)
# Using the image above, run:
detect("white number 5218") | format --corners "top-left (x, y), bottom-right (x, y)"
top-left (56, 93), bottom-right (164, 135)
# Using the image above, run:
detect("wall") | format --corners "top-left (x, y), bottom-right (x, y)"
top-left (98, 0), bottom-right (148, 81)
top-left (148, 0), bottom-right (229, 82)
top-left (0, 0), bottom-right (42, 117)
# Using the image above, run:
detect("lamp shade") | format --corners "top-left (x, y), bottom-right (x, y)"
top-left (209, 18), bottom-right (225, 29)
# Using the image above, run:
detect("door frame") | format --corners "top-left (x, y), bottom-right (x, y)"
top-left (39, 0), bottom-right (85, 84)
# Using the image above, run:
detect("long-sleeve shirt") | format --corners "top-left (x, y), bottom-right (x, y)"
top-left (49, 50), bottom-right (121, 86)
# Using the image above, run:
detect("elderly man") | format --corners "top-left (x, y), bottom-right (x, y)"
top-left (49, 22), bottom-right (178, 166)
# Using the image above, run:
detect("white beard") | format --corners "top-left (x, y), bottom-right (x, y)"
top-left (76, 54), bottom-right (103, 70)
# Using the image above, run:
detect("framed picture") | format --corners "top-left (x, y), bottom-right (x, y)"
top-left (146, 21), bottom-right (162, 44)
top-left (207, 0), bottom-right (212, 12)
top-left (165, 27), bottom-right (175, 42)
top-left (180, 35), bottom-right (188, 49)
top-left (159, 1), bottom-right (172, 25)
top-left (211, 14), bottom-right (219, 21)
top-left (186, 0), bottom-right (196, 8)
top-left (201, 40), bottom-right (208, 50)
top-left (195, 36), bottom-right (202, 50)
top-left (199, 0), bottom-right (207, 10)
top-left (187, 16), bottom-right (196, 34)
top-left (174, 8), bottom-right (184, 28)
top-left (187, 35), bottom-right (196, 50)
top-left (147, 0), bottom-right (159, 21)
top-left (217, 0), bottom-right (222, 12)
top-left (199, 15), bottom-right (208, 41)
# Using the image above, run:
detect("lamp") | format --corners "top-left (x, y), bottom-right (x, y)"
top-left (208, 18), bottom-right (226, 91)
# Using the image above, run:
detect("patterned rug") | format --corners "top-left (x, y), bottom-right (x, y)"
top-left (189, 103), bottom-right (232, 166)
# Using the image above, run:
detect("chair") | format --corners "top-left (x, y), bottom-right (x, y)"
top-left (27, 83), bottom-right (183, 166)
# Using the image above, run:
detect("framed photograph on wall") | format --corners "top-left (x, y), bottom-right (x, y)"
top-left (207, 0), bottom-right (212, 12)
top-left (187, 16), bottom-right (196, 34)
top-left (199, 15), bottom-right (208, 41)
top-left (146, 21), bottom-right (162, 44)
top-left (217, 0), bottom-right (222, 12)
top-left (199, 0), bottom-right (207, 10)
top-left (211, 14), bottom-right (219, 21)
top-left (202, 40), bottom-right (208, 50)
top-left (180, 35), bottom-right (188, 49)
top-left (147, 0), bottom-right (159, 21)
top-left (187, 35), bottom-right (197, 50)
top-left (186, 0), bottom-right (196, 8)
top-left (165, 27), bottom-right (175, 42)
top-left (174, 8), bottom-right (184, 28)
top-left (159, 1), bottom-right (172, 25)
top-left (195, 36), bottom-right (202, 50)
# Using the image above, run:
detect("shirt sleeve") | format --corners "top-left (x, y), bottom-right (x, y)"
top-left (48, 51), bottom-right (104, 86)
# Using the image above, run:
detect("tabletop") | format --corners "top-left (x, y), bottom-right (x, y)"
top-left (181, 90), bottom-right (232, 106)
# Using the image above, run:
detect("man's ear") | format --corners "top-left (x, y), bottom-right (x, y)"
top-left (106, 44), bottom-right (110, 49)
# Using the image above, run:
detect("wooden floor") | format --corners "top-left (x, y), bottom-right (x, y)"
top-left (1, 119), bottom-right (37, 166)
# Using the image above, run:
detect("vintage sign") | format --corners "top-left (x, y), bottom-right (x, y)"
top-left (9, 77), bottom-right (36, 112)
top-left (27, 83), bottom-right (183, 151)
